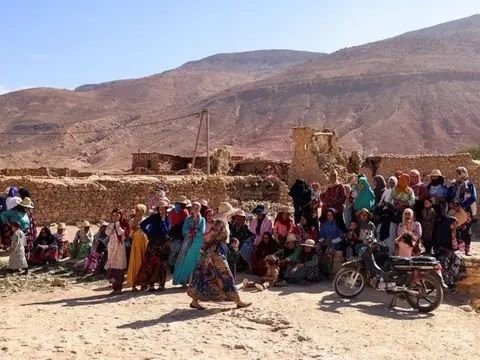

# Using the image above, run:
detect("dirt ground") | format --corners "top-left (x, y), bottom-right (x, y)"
top-left (0, 230), bottom-right (479, 360)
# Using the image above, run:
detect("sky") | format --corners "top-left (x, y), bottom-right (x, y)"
top-left (1, 0), bottom-right (480, 93)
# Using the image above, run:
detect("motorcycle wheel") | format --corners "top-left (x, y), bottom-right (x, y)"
top-left (406, 274), bottom-right (444, 313)
top-left (333, 268), bottom-right (365, 299)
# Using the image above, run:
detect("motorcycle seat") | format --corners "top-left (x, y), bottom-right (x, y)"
top-left (389, 256), bottom-right (437, 265)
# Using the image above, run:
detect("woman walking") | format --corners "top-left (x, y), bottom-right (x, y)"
top-left (188, 217), bottom-right (251, 310)
top-left (173, 202), bottom-right (206, 286)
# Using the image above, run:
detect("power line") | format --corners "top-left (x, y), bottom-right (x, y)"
top-left (0, 111), bottom-right (201, 136)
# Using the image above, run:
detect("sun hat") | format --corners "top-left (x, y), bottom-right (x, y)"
top-left (157, 200), bottom-right (170, 209)
top-left (252, 204), bottom-right (268, 215)
top-left (191, 201), bottom-right (201, 208)
top-left (98, 220), bottom-right (108, 227)
top-left (80, 220), bottom-right (90, 228)
top-left (174, 196), bottom-right (189, 205)
top-left (286, 233), bottom-right (298, 243)
top-left (213, 202), bottom-right (237, 219)
top-left (356, 208), bottom-right (372, 217)
top-left (429, 169), bottom-right (444, 178)
top-left (199, 199), bottom-right (208, 207)
top-left (301, 239), bottom-right (316, 248)
top-left (19, 197), bottom-right (34, 209)
top-left (58, 222), bottom-right (67, 230)
top-left (234, 209), bottom-right (247, 218)
top-left (185, 199), bottom-right (192, 207)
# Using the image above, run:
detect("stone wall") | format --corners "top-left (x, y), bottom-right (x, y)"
top-left (0, 175), bottom-right (289, 225)
top-left (458, 256), bottom-right (480, 297)
top-left (360, 153), bottom-right (480, 183)
top-left (0, 168), bottom-right (93, 177)
top-left (232, 159), bottom-right (290, 183)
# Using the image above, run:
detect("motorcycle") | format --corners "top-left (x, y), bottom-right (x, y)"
top-left (333, 239), bottom-right (444, 313)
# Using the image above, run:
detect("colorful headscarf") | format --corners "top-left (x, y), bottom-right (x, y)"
top-left (396, 173), bottom-right (410, 194)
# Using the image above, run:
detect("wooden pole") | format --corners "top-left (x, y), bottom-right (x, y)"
top-left (191, 111), bottom-right (204, 174)
top-left (206, 108), bottom-right (211, 175)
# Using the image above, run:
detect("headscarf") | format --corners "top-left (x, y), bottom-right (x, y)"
top-left (18, 188), bottom-right (31, 199)
top-left (395, 173), bottom-right (410, 194)
top-left (373, 175), bottom-right (386, 203)
top-left (387, 176), bottom-right (398, 189)
top-left (274, 211), bottom-right (293, 232)
top-left (456, 167), bottom-right (469, 181)
top-left (35, 226), bottom-right (55, 246)
top-left (402, 208), bottom-right (415, 227)
top-left (7, 187), bottom-right (18, 198)
top-left (354, 177), bottom-right (376, 211)
top-left (289, 179), bottom-right (312, 206)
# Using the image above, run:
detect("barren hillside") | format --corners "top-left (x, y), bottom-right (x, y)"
top-left (2, 16), bottom-right (480, 169)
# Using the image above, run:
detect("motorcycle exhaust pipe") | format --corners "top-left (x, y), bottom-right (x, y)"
top-left (390, 286), bottom-right (420, 296)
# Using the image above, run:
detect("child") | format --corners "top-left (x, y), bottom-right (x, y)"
top-left (227, 238), bottom-right (241, 280)
top-left (344, 220), bottom-right (361, 260)
top-left (395, 232), bottom-right (447, 287)
top-left (421, 199), bottom-right (435, 254)
top-left (8, 221), bottom-right (28, 274)
top-left (242, 255), bottom-right (280, 291)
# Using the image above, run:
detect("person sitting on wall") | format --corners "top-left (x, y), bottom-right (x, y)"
top-left (320, 170), bottom-right (347, 231)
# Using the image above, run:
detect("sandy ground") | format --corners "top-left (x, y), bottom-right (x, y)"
top-left (0, 276), bottom-right (479, 360)
top-left (0, 229), bottom-right (479, 360)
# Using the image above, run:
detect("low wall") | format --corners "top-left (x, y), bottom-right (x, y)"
top-left (0, 175), bottom-right (289, 225)
top-left (458, 256), bottom-right (480, 297)
top-left (0, 167), bottom-right (94, 177)
top-left (360, 153), bottom-right (480, 183)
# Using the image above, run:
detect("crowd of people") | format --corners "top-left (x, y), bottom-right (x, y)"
top-left (0, 165), bottom-right (476, 307)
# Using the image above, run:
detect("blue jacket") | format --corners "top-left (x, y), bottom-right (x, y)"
top-left (140, 213), bottom-right (171, 243)
top-left (447, 180), bottom-right (477, 211)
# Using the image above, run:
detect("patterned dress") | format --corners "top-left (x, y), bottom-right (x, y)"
top-left (188, 220), bottom-right (240, 303)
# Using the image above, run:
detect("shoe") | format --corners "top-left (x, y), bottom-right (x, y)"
top-left (254, 283), bottom-right (264, 291)
top-left (236, 301), bottom-right (252, 309)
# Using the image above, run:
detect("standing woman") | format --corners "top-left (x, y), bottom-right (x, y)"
top-left (289, 179), bottom-right (312, 224)
top-left (173, 202), bottom-right (206, 286)
top-left (188, 217), bottom-right (251, 310)
top-left (396, 208), bottom-right (423, 256)
top-left (138, 201), bottom-right (171, 291)
top-left (320, 170), bottom-right (347, 230)
top-left (126, 204), bottom-right (149, 291)
top-left (18, 190), bottom-right (37, 261)
top-left (0, 197), bottom-right (31, 251)
top-left (105, 208), bottom-right (129, 295)
top-left (353, 176), bottom-right (376, 214)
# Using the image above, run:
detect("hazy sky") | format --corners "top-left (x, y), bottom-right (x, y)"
top-left (1, 0), bottom-right (480, 93)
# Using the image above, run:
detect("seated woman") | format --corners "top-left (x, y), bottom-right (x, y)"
top-left (53, 223), bottom-right (69, 259)
top-left (229, 209), bottom-right (252, 272)
top-left (29, 226), bottom-right (60, 265)
top-left (319, 208), bottom-right (345, 276)
top-left (273, 207), bottom-right (295, 246)
top-left (275, 233), bottom-right (301, 279)
top-left (69, 221), bottom-right (94, 260)
top-left (251, 232), bottom-right (279, 276)
top-left (284, 239), bottom-right (319, 283)
top-left (84, 221), bottom-right (110, 275)
top-left (295, 214), bottom-right (319, 243)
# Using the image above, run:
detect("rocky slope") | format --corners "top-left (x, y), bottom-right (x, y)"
top-left (2, 16), bottom-right (480, 169)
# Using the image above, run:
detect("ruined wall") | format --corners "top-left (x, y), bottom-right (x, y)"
top-left (0, 175), bottom-right (289, 225)
top-left (232, 159), bottom-right (290, 183)
top-left (0, 168), bottom-right (93, 177)
top-left (287, 127), bottom-right (355, 187)
top-left (458, 257), bottom-right (480, 297)
top-left (360, 153), bottom-right (480, 182)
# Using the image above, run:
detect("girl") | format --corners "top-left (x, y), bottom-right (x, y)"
top-left (84, 221), bottom-right (109, 275)
top-left (421, 199), bottom-right (435, 254)
top-left (242, 255), bottom-right (280, 291)
top-left (251, 232), bottom-right (279, 276)
top-left (8, 221), bottom-right (28, 274)
top-left (344, 220), bottom-right (361, 260)
top-left (105, 209), bottom-right (129, 295)
top-left (295, 215), bottom-right (319, 243)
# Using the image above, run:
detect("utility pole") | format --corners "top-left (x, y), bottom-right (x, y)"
top-left (191, 111), bottom-right (204, 174)
top-left (205, 108), bottom-right (211, 175)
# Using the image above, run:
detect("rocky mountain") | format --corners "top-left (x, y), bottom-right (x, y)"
top-left (2, 15), bottom-right (480, 169)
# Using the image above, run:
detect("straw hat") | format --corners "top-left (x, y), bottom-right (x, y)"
top-left (356, 208), bottom-right (372, 218)
top-left (157, 200), bottom-right (170, 209)
top-left (234, 209), bottom-right (247, 218)
top-left (199, 199), bottom-right (208, 207)
top-left (98, 220), bottom-right (108, 227)
top-left (429, 169), bottom-right (444, 178)
top-left (19, 197), bottom-right (34, 209)
top-left (80, 220), bottom-right (90, 228)
top-left (301, 239), bottom-right (316, 248)
top-left (191, 201), bottom-right (201, 208)
top-left (174, 196), bottom-right (189, 205)
top-left (185, 199), bottom-right (192, 207)
top-left (286, 233), bottom-right (298, 243)
top-left (58, 222), bottom-right (67, 230)
top-left (213, 202), bottom-right (237, 219)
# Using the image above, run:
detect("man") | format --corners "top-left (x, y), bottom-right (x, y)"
top-left (409, 169), bottom-right (428, 221)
